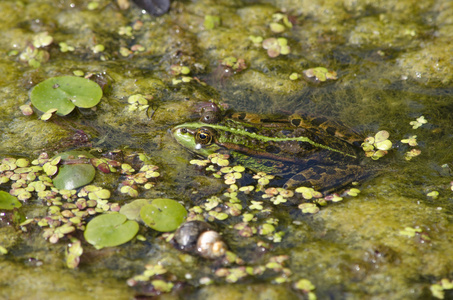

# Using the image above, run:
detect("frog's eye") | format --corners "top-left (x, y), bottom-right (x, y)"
top-left (195, 127), bottom-right (215, 145)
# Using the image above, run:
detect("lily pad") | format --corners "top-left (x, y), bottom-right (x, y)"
top-left (53, 164), bottom-right (96, 190)
top-left (30, 76), bottom-right (103, 116)
top-left (0, 191), bottom-right (22, 210)
top-left (84, 213), bottom-right (139, 249)
top-left (140, 198), bottom-right (187, 232)
top-left (52, 151), bottom-right (96, 190)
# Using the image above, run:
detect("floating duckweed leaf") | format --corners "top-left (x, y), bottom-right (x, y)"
top-left (373, 131), bottom-right (392, 151)
top-left (59, 42), bottom-right (75, 53)
top-left (270, 22), bottom-right (285, 33)
top-left (430, 279), bottom-right (453, 299)
top-left (140, 198), bottom-right (187, 232)
top-left (233, 165), bottom-right (245, 172)
top-left (131, 44), bottom-right (145, 52)
top-left (441, 279), bottom-right (453, 290)
top-left (262, 38), bottom-right (280, 57)
top-left (40, 108), bottom-right (58, 121)
top-left (374, 130), bottom-right (389, 143)
top-left (120, 199), bottom-right (150, 222)
top-left (66, 238), bottom-right (83, 269)
top-left (289, 73), bottom-right (300, 80)
top-left (253, 172), bottom-right (275, 187)
top-left (128, 94), bottom-right (148, 105)
top-left (375, 139), bottom-right (392, 151)
top-left (303, 67), bottom-right (338, 82)
top-left (92, 44), bottom-right (105, 53)
top-left (294, 279), bottom-right (316, 292)
top-left (399, 226), bottom-right (422, 237)
top-left (410, 116), bottom-right (427, 129)
top-left (53, 164), bottom-right (95, 190)
top-left (30, 76), bottom-right (103, 116)
top-left (0, 191), bottom-right (22, 210)
top-left (249, 201), bottom-right (263, 210)
top-left (430, 284), bottom-right (444, 299)
top-left (277, 38), bottom-right (290, 55)
top-left (43, 157), bottom-right (60, 176)
top-left (327, 194), bottom-right (343, 202)
top-left (84, 213), bottom-right (139, 249)
top-left (73, 70), bottom-right (84, 77)
top-left (120, 47), bottom-right (132, 57)
top-left (15, 158), bottom-right (29, 168)
top-left (204, 15), bottom-right (221, 30)
top-left (405, 148), bottom-right (421, 160)
top-left (249, 35), bottom-right (263, 46)
top-left (362, 130), bottom-right (392, 160)
top-left (33, 32), bottom-right (53, 48)
top-left (259, 223), bottom-right (275, 235)
top-left (262, 37), bottom-right (291, 57)
top-left (347, 188), bottom-right (361, 197)
top-left (427, 191), bottom-right (439, 199)
top-left (118, 26), bottom-right (133, 36)
top-left (151, 280), bottom-right (174, 293)
top-left (298, 203), bottom-right (319, 214)
top-left (170, 65), bottom-right (190, 75)
top-left (19, 104), bottom-right (34, 116)
top-left (295, 186), bottom-right (322, 199)
top-left (209, 153), bottom-right (230, 167)
top-left (87, 1), bottom-right (99, 10)
top-left (401, 135), bottom-right (418, 146)
top-left (181, 76), bottom-right (192, 83)
top-left (239, 185), bottom-right (254, 193)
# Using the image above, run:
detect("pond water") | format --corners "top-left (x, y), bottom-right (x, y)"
top-left (1, 0), bottom-right (453, 299)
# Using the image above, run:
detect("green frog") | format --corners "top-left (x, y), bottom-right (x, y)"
top-left (172, 108), bottom-right (370, 191)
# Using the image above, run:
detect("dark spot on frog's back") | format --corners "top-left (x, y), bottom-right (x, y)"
top-left (325, 126), bottom-right (337, 136)
top-left (244, 127), bottom-right (258, 134)
top-left (281, 130), bottom-right (293, 136)
top-left (310, 116), bottom-right (328, 126)
top-left (265, 145), bottom-right (281, 154)
top-left (309, 166), bottom-right (324, 179)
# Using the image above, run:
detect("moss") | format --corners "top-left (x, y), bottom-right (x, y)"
top-left (397, 38), bottom-right (453, 86)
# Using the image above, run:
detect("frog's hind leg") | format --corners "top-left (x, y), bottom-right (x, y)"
top-left (284, 165), bottom-right (368, 192)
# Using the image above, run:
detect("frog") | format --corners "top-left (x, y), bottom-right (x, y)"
top-left (172, 107), bottom-right (370, 192)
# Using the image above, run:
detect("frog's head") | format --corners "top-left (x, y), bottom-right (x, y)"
top-left (172, 122), bottom-right (221, 157)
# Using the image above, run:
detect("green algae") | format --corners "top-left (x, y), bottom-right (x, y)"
top-left (0, 0), bottom-right (453, 299)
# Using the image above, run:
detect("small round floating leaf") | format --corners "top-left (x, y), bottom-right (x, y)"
top-left (53, 164), bottom-right (95, 190)
top-left (0, 191), bottom-right (22, 210)
top-left (30, 76), bottom-right (103, 115)
top-left (374, 130), bottom-right (390, 143)
top-left (375, 139), bottom-right (392, 151)
top-left (140, 198), bottom-right (187, 232)
top-left (84, 213), bottom-right (139, 249)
